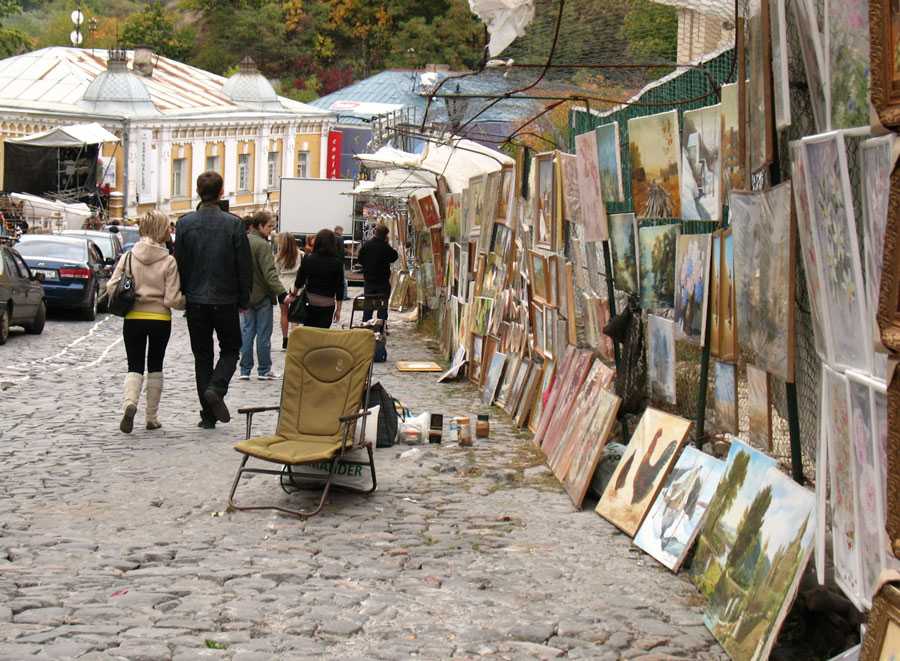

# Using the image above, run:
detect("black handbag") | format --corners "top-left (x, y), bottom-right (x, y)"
top-left (108, 253), bottom-right (136, 318)
top-left (287, 288), bottom-right (309, 324)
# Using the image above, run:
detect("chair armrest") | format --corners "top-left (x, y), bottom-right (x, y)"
top-left (339, 410), bottom-right (372, 423)
top-left (238, 406), bottom-right (281, 415)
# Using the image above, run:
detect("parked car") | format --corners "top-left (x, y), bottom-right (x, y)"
top-left (61, 230), bottom-right (124, 269)
top-left (0, 244), bottom-right (45, 344)
top-left (105, 225), bottom-right (139, 252)
top-left (15, 235), bottom-right (108, 320)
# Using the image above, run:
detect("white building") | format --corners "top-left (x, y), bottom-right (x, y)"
top-left (0, 47), bottom-right (335, 219)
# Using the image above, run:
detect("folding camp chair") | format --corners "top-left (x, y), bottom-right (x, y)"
top-left (348, 294), bottom-right (388, 329)
top-left (227, 326), bottom-right (377, 518)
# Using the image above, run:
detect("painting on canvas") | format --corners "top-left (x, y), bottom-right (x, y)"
top-left (481, 352), bottom-right (506, 405)
top-left (494, 355), bottom-right (521, 412)
top-left (559, 152), bottom-right (582, 225)
top-left (730, 182), bottom-right (794, 382)
top-left (803, 132), bottom-right (871, 373)
top-left (595, 407), bottom-right (692, 536)
top-left (564, 388), bottom-right (622, 509)
top-left (575, 129), bottom-right (609, 241)
top-left (504, 360), bottom-right (534, 417)
top-left (789, 0), bottom-right (828, 131)
top-left (674, 233), bottom-right (711, 344)
top-left (639, 223), bottom-right (680, 310)
top-left (514, 363), bottom-right (544, 428)
top-left (746, 364), bottom-right (772, 449)
top-left (628, 110), bottom-right (681, 218)
top-left (711, 361), bottom-right (738, 434)
top-left (829, 0), bottom-right (870, 129)
top-left (647, 314), bottom-right (676, 405)
top-left (596, 122), bottom-right (624, 203)
top-left (748, 0), bottom-right (773, 172)
top-left (417, 191), bottom-right (442, 228)
top-left (473, 296), bottom-right (493, 337)
top-left (528, 251), bottom-right (551, 304)
top-left (709, 231), bottom-right (721, 356)
top-left (529, 360), bottom-right (556, 433)
top-left (468, 175), bottom-right (486, 235)
top-left (609, 212), bottom-right (640, 295)
top-left (548, 360), bottom-right (607, 477)
top-left (720, 83), bottom-right (743, 198)
top-left (681, 105), bottom-right (722, 221)
top-left (769, 0), bottom-right (791, 128)
top-left (692, 438), bottom-right (815, 661)
top-left (496, 165), bottom-right (515, 223)
top-left (634, 446), bottom-right (725, 572)
top-left (534, 152), bottom-right (556, 249)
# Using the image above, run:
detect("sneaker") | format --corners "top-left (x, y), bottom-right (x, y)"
top-left (203, 389), bottom-right (231, 423)
top-left (238, 374), bottom-right (251, 381)
top-left (258, 372), bottom-right (279, 381)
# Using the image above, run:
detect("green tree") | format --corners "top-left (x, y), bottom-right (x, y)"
top-left (704, 450), bottom-right (750, 540)
top-left (0, 0), bottom-right (30, 56)
top-left (121, 1), bottom-right (194, 61)
top-left (726, 485), bottom-right (773, 574)
top-left (620, 0), bottom-right (677, 62)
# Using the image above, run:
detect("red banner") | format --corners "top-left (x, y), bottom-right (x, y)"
top-left (326, 130), bottom-right (343, 179)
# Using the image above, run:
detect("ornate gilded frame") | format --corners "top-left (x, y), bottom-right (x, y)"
top-left (861, 583), bottom-right (900, 659)
top-left (871, 0), bottom-right (900, 127)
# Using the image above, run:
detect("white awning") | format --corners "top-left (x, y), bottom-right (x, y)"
top-left (7, 122), bottom-right (120, 147)
top-left (352, 169), bottom-right (438, 198)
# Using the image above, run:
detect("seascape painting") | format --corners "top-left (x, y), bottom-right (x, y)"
top-left (803, 132), bottom-right (871, 373)
top-left (746, 364), bottom-right (771, 449)
top-left (647, 314), bottom-right (676, 405)
top-left (711, 361), bottom-right (738, 434)
top-left (790, 0), bottom-right (828, 131)
top-left (829, 0), bottom-right (870, 129)
top-left (628, 110), bottom-right (681, 218)
top-left (559, 152), bottom-right (582, 225)
top-left (674, 233), bottom-right (711, 344)
top-left (720, 83), bottom-right (742, 198)
top-left (609, 212), bottom-right (640, 295)
top-left (730, 183), bottom-right (793, 382)
top-left (575, 129), bottom-right (609, 241)
top-left (481, 352), bottom-right (506, 405)
top-left (595, 121), bottom-right (624, 203)
top-left (634, 446), bottom-right (725, 572)
top-left (681, 105), bottom-right (722, 221)
top-left (639, 223), bottom-right (680, 310)
top-left (595, 407), bottom-right (692, 537)
top-left (692, 439), bottom-right (815, 661)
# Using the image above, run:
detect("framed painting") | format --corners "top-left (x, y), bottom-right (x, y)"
top-left (547, 254), bottom-right (560, 309)
top-left (469, 334), bottom-right (483, 384)
top-left (730, 183), bottom-right (794, 382)
top-left (749, 0), bottom-right (774, 173)
top-left (494, 355), bottom-right (521, 412)
top-left (880, 168), bottom-right (900, 355)
top-left (718, 228), bottom-right (738, 363)
top-left (746, 363), bottom-right (772, 450)
top-left (528, 359), bottom-right (556, 433)
top-left (541, 353), bottom-right (598, 459)
top-left (595, 407), bottom-right (692, 536)
top-left (444, 192), bottom-right (461, 241)
top-left (575, 129), bottom-right (609, 240)
top-left (481, 351), bottom-right (507, 405)
top-left (533, 151), bottom-right (556, 249)
top-left (479, 171), bottom-right (500, 254)
top-left (609, 212), bottom-right (640, 295)
top-left (639, 223), bottom-right (680, 310)
top-left (531, 302), bottom-right (546, 357)
top-left (628, 110), bottom-right (681, 219)
top-left (416, 191), bottom-right (442, 229)
top-left (681, 105), bottom-right (723, 221)
top-left (514, 362), bottom-right (544, 428)
top-left (720, 83), bottom-right (743, 198)
top-left (596, 121), bottom-right (624, 203)
top-left (828, 0), bottom-right (869, 128)
top-left (496, 164), bottom-right (516, 225)
top-left (869, 0), bottom-right (900, 127)
top-left (769, 0), bottom-right (791, 128)
top-left (527, 250), bottom-right (551, 304)
top-left (711, 361), bottom-right (738, 434)
top-left (535, 349), bottom-right (593, 449)
top-left (478, 334), bottom-right (499, 389)
top-left (634, 446), bottom-right (725, 572)
top-left (860, 583), bottom-right (900, 660)
top-left (467, 174), bottom-right (486, 240)
top-left (709, 230), bottom-right (721, 356)
top-left (791, 0), bottom-right (828, 131)
top-left (673, 233), bottom-right (712, 345)
top-left (504, 359), bottom-right (534, 418)
top-left (472, 296), bottom-right (493, 337)
top-left (564, 389), bottom-right (622, 509)
top-left (558, 152), bottom-right (582, 225)
top-left (647, 314), bottom-right (676, 406)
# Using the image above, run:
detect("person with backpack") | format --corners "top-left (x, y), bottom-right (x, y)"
top-left (107, 210), bottom-right (185, 433)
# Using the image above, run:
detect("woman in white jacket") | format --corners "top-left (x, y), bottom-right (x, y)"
top-left (107, 211), bottom-right (185, 433)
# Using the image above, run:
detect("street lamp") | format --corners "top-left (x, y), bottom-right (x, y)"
top-left (443, 83), bottom-right (469, 133)
top-left (70, 3), bottom-right (84, 47)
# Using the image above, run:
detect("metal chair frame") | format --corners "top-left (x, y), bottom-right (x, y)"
top-left (348, 294), bottom-right (388, 329)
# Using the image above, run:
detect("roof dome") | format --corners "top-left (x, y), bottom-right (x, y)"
top-left (223, 56), bottom-right (284, 111)
top-left (79, 48), bottom-right (159, 117)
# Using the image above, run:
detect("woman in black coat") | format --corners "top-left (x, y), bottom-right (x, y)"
top-left (288, 228), bottom-right (345, 328)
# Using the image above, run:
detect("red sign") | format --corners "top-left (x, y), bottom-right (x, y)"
top-left (326, 130), bottom-right (343, 179)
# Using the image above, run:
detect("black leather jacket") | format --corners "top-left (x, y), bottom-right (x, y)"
top-left (175, 203), bottom-right (251, 308)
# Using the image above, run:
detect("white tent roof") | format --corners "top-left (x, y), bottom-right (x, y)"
top-left (352, 169), bottom-right (438, 198)
top-left (7, 122), bottom-right (119, 147)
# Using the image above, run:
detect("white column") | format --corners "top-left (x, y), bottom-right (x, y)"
top-left (158, 127), bottom-right (173, 213)
top-left (191, 136), bottom-right (204, 205)
top-left (224, 136), bottom-right (238, 201)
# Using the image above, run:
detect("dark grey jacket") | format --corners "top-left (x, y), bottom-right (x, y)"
top-left (175, 204), bottom-right (251, 308)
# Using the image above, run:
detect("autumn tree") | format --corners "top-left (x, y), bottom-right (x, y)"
top-left (121, 1), bottom-right (194, 61)
top-left (0, 0), bottom-right (29, 56)
top-left (621, 0), bottom-right (677, 62)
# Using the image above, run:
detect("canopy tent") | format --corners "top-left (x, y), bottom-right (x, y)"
top-left (352, 169), bottom-right (438, 198)
top-left (7, 123), bottom-right (119, 148)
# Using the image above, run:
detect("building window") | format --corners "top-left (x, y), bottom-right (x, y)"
top-left (267, 150), bottom-right (281, 189)
top-left (296, 151), bottom-right (309, 178)
top-left (172, 158), bottom-right (187, 198)
top-left (238, 153), bottom-right (251, 192)
top-left (205, 155), bottom-right (220, 173)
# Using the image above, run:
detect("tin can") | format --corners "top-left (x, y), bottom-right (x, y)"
top-left (476, 414), bottom-right (490, 438)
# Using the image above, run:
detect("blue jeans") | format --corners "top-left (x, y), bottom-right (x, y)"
top-left (240, 301), bottom-right (274, 376)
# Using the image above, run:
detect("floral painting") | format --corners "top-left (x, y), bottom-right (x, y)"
top-left (575, 129), bottom-right (609, 241)
top-left (674, 233), bottom-right (711, 344)
top-left (829, 0), bottom-right (870, 129)
top-left (746, 364), bottom-right (771, 449)
top-left (729, 183), bottom-right (794, 382)
top-left (628, 110), bottom-right (681, 218)
top-left (681, 105), bottom-right (722, 221)
top-left (595, 121), bottom-right (624, 203)
top-left (639, 223), bottom-right (680, 310)
top-left (647, 314), bottom-right (676, 405)
top-left (802, 132), bottom-right (870, 373)
top-left (634, 446), bottom-right (725, 572)
top-left (711, 361), bottom-right (737, 434)
top-left (692, 439), bottom-right (815, 661)
top-left (609, 212), bottom-right (640, 294)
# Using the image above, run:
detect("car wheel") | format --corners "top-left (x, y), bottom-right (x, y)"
top-left (81, 289), bottom-right (97, 321)
top-left (25, 301), bottom-right (46, 335)
top-left (0, 306), bottom-right (9, 345)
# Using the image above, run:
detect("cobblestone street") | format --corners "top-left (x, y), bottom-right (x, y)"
top-left (0, 308), bottom-right (727, 660)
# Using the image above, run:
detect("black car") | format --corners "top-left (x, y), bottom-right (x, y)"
top-left (0, 244), bottom-right (46, 344)
top-left (15, 235), bottom-right (108, 321)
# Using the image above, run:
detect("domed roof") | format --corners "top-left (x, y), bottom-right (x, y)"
top-left (223, 56), bottom-right (285, 111)
top-left (79, 48), bottom-right (159, 117)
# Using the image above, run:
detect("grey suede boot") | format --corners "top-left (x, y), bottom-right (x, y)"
top-left (120, 372), bottom-right (143, 434)
top-left (145, 372), bottom-right (163, 430)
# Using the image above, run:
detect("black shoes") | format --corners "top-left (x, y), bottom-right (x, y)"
top-left (282, 337), bottom-right (288, 350)
top-left (198, 418), bottom-right (216, 429)
top-left (203, 389), bottom-right (231, 423)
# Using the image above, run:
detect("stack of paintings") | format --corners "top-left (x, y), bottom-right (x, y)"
top-left (539, 350), bottom-right (595, 457)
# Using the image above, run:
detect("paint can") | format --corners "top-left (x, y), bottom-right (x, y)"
top-left (476, 414), bottom-right (490, 438)
top-left (456, 416), bottom-right (473, 446)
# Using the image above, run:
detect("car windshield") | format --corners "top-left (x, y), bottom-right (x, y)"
top-left (16, 241), bottom-right (85, 262)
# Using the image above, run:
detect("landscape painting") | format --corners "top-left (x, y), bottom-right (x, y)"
top-left (802, 132), bottom-right (871, 373)
top-left (595, 407), bottom-right (692, 537)
top-left (595, 121), bottom-right (624, 203)
top-left (681, 105), bottom-right (722, 221)
top-left (720, 83), bottom-right (742, 198)
top-left (674, 233), bottom-right (711, 344)
top-left (730, 183), bottom-right (794, 382)
top-left (481, 352), bottom-right (506, 405)
top-left (828, 0), bottom-right (870, 129)
top-left (647, 314), bottom-right (676, 405)
top-left (692, 439), bottom-right (815, 661)
top-left (575, 129), bottom-right (609, 241)
top-left (472, 296), bottom-right (493, 337)
top-left (634, 446), bottom-right (725, 572)
top-left (746, 364), bottom-right (772, 449)
top-left (639, 223), bottom-right (680, 309)
top-left (628, 110), bottom-right (681, 218)
top-left (564, 389), bottom-right (622, 509)
top-left (711, 361), bottom-right (738, 434)
top-left (718, 229), bottom-right (737, 362)
top-left (609, 212), bottom-right (640, 294)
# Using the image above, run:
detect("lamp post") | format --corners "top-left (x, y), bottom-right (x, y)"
top-left (70, 2), bottom-right (84, 47)
top-left (443, 83), bottom-right (470, 134)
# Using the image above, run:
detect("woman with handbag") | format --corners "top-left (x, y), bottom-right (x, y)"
top-left (275, 232), bottom-right (301, 350)
top-left (287, 228), bottom-right (344, 329)
top-left (107, 210), bottom-right (185, 433)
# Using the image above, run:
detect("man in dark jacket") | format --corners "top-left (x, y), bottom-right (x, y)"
top-left (357, 223), bottom-right (398, 322)
top-left (175, 171), bottom-right (251, 428)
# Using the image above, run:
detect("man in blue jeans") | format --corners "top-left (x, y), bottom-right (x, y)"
top-left (358, 224), bottom-right (399, 323)
top-left (239, 210), bottom-right (287, 380)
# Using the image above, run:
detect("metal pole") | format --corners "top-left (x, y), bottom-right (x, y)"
top-left (694, 269), bottom-right (714, 447)
top-left (602, 239), bottom-right (629, 441)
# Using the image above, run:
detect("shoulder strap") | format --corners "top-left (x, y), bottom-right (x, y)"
top-left (125, 251), bottom-right (133, 277)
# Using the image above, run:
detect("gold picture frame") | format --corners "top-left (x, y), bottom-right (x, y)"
top-left (870, 0), bottom-right (900, 127)
top-left (861, 582), bottom-right (900, 659)
top-left (533, 151), bottom-right (557, 250)
top-left (527, 250), bottom-right (552, 305)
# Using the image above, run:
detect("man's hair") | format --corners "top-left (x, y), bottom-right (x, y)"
top-left (374, 224), bottom-right (389, 240)
top-left (334, 225), bottom-right (343, 233)
top-left (197, 171), bottom-right (224, 202)
top-left (247, 209), bottom-right (274, 230)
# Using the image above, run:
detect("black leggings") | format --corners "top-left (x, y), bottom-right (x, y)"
top-left (123, 318), bottom-right (172, 373)
top-left (303, 305), bottom-right (335, 329)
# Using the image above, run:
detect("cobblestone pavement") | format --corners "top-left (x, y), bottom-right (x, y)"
top-left (0, 305), bottom-right (728, 661)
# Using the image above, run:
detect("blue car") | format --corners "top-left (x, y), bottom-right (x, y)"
top-left (15, 235), bottom-right (108, 320)
top-left (105, 225), bottom-right (140, 252)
